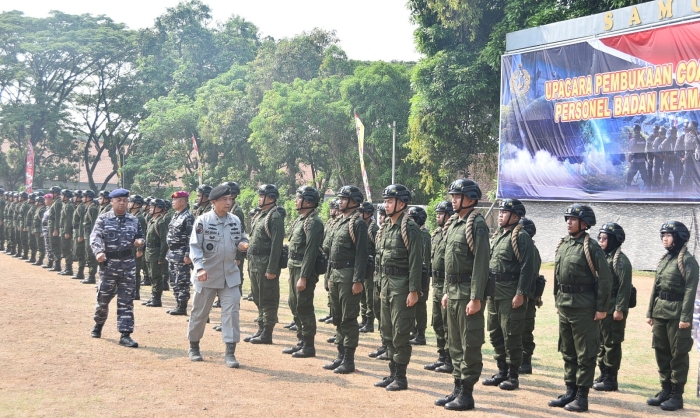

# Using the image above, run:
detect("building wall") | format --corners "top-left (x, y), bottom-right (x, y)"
top-left (512, 201), bottom-right (699, 271)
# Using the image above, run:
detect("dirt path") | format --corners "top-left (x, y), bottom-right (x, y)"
top-left (0, 253), bottom-right (698, 417)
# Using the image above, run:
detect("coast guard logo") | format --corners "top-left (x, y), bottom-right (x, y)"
top-left (510, 64), bottom-right (531, 96)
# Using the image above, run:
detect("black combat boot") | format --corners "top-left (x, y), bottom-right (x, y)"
top-left (224, 342), bottom-right (239, 368)
top-left (72, 265), bottom-right (85, 280)
top-left (376, 350), bottom-right (390, 361)
top-left (60, 261), bottom-right (73, 276)
top-left (119, 332), bottom-right (138, 348)
top-left (22, 246), bottom-right (29, 259)
top-left (141, 275), bottom-right (151, 286)
top-left (374, 361), bottom-right (396, 388)
top-left (33, 254), bottom-right (44, 266)
top-left (425, 348), bottom-right (446, 370)
top-left (593, 367), bottom-right (618, 391)
top-left (444, 380), bottom-right (475, 411)
top-left (660, 384), bottom-right (684, 411)
top-left (292, 336), bottom-right (316, 358)
top-left (283, 321), bottom-right (295, 329)
top-left (288, 323), bottom-right (297, 332)
top-left (435, 351), bottom-right (453, 373)
top-left (324, 316), bottom-right (333, 324)
top-left (133, 286), bottom-right (140, 301)
top-left (519, 354), bottom-right (532, 374)
top-left (250, 324), bottom-right (274, 344)
top-left (323, 345), bottom-right (345, 370)
top-left (327, 334), bottom-right (336, 344)
top-left (359, 315), bottom-right (367, 328)
top-left (549, 383), bottom-right (578, 407)
top-left (647, 381), bottom-right (672, 406)
top-left (369, 344), bottom-right (387, 358)
top-left (212, 297), bottom-right (221, 308)
top-left (435, 379), bottom-right (461, 406)
top-left (317, 313), bottom-right (329, 322)
top-left (386, 363), bottom-right (408, 391)
top-left (168, 300), bottom-right (188, 316)
top-left (334, 346), bottom-right (356, 374)
top-left (499, 364), bottom-right (519, 390)
top-left (244, 323), bottom-right (264, 342)
top-left (482, 360), bottom-right (508, 386)
top-left (27, 252), bottom-right (36, 263)
top-left (594, 364), bottom-right (607, 384)
top-left (188, 340), bottom-right (203, 361)
top-left (42, 259), bottom-right (53, 269)
top-left (51, 258), bottom-right (62, 272)
top-left (81, 272), bottom-right (96, 284)
top-left (409, 330), bottom-right (427, 345)
top-left (282, 340), bottom-right (304, 354)
top-left (564, 386), bottom-right (589, 412)
top-left (91, 322), bottom-right (104, 338)
top-left (359, 316), bottom-right (374, 333)
top-left (163, 280), bottom-right (170, 291)
top-left (144, 293), bottom-right (162, 307)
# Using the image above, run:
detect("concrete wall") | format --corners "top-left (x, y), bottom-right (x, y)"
top-left (514, 201), bottom-right (700, 271)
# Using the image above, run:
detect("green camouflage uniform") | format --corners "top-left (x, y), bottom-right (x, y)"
top-left (73, 201), bottom-right (87, 272)
top-left (60, 201), bottom-right (75, 265)
top-left (84, 201), bottom-right (100, 278)
top-left (145, 214), bottom-right (168, 298)
top-left (248, 206), bottom-right (285, 327)
top-left (19, 199), bottom-right (30, 256)
top-left (48, 199), bottom-right (63, 260)
top-left (431, 225), bottom-right (449, 351)
top-left (26, 201), bottom-right (37, 257)
top-left (34, 204), bottom-right (47, 261)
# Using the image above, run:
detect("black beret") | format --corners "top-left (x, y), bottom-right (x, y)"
top-left (208, 184), bottom-right (231, 201)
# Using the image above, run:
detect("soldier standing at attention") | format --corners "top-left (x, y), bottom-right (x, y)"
top-left (425, 201), bottom-right (454, 373)
top-left (32, 195), bottom-right (47, 266)
top-left (25, 193), bottom-right (37, 263)
top-left (58, 189), bottom-right (75, 276)
top-left (646, 221), bottom-right (699, 411)
top-left (90, 189), bottom-right (144, 348)
top-left (0, 188), bottom-right (5, 252)
top-left (41, 194), bottom-right (54, 268)
top-left (166, 191), bottom-right (194, 316)
top-left (143, 199), bottom-right (168, 308)
top-left (434, 179), bottom-right (489, 411)
top-left (594, 223), bottom-right (632, 392)
top-left (373, 184), bottom-right (422, 390)
top-left (98, 190), bottom-right (112, 215)
top-left (318, 199), bottom-right (339, 325)
top-left (368, 204), bottom-right (389, 359)
top-left (47, 187), bottom-right (63, 271)
top-left (193, 185), bottom-right (213, 217)
top-left (126, 195), bottom-right (146, 296)
top-left (282, 186), bottom-right (324, 358)
top-left (548, 204), bottom-right (612, 412)
top-left (359, 202), bottom-right (379, 334)
top-left (72, 191), bottom-right (87, 280)
top-left (17, 191), bottom-right (30, 260)
top-left (245, 184), bottom-right (285, 344)
top-left (408, 206), bottom-right (430, 346)
top-left (82, 191), bottom-right (100, 285)
top-left (519, 217), bottom-right (542, 375)
top-left (627, 124), bottom-right (650, 188)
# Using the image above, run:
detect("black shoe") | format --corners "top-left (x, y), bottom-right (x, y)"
top-left (212, 299), bottom-right (221, 308)
top-left (141, 277), bottom-right (152, 286)
top-left (282, 340), bottom-right (303, 354)
top-left (246, 293), bottom-right (253, 301)
top-left (435, 379), bottom-right (461, 406)
top-left (81, 275), bottom-right (96, 284)
top-left (594, 364), bottom-right (607, 384)
top-left (374, 361), bottom-right (396, 388)
top-left (41, 260), bottom-right (53, 269)
top-left (188, 341), bottom-right (203, 361)
top-left (359, 315), bottom-right (367, 328)
top-left (145, 297), bottom-right (162, 307)
top-left (334, 347), bottom-right (356, 374)
top-left (409, 331), bottom-right (426, 345)
top-left (593, 368), bottom-right (618, 392)
top-left (288, 323), bottom-right (297, 332)
top-left (385, 363), bottom-right (408, 391)
top-left (324, 316), bottom-right (334, 324)
top-left (359, 322), bottom-right (374, 333)
top-left (498, 364), bottom-right (519, 390)
top-left (444, 381), bottom-right (474, 411)
top-left (425, 349), bottom-right (446, 370)
top-left (519, 354), bottom-right (532, 374)
top-left (213, 325), bottom-right (222, 332)
top-left (369, 345), bottom-right (386, 358)
top-left (318, 314), bottom-right (331, 323)
top-left (249, 325), bottom-right (273, 344)
top-left (659, 384), bottom-right (684, 411)
top-left (119, 332), bottom-right (138, 348)
top-left (167, 301), bottom-right (188, 316)
top-left (435, 353), bottom-right (454, 373)
top-left (482, 361), bottom-right (508, 386)
top-left (133, 288), bottom-right (140, 301)
top-left (292, 337), bottom-right (316, 358)
top-left (647, 382), bottom-right (672, 406)
top-left (549, 383), bottom-right (577, 407)
top-left (244, 324), bottom-right (263, 342)
top-left (224, 342), bottom-right (239, 368)
top-left (327, 335), bottom-right (336, 344)
top-left (283, 321), bottom-right (295, 329)
top-left (564, 386), bottom-right (589, 412)
top-left (376, 351), bottom-right (390, 361)
top-left (323, 346), bottom-right (345, 370)
top-left (91, 323), bottom-right (103, 338)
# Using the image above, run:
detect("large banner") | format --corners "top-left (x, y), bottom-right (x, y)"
top-left (25, 139), bottom-right (34, 193)
top-left (499, 19), bottom-right (700, 202)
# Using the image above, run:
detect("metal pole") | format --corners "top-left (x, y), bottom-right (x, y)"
top-left (392, 120), bottom-right (396, 184)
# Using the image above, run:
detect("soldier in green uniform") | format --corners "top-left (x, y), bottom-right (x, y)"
top-left (25, 193), bottom-right (37, 263)
top-left (0, 188), bottom-right (5, 251)
top-left (373, 184), bottom-right (421, 390)
top-left (71, 191), bottom-right (87, 280)
top-left (548, 204), bottom-right (612, 412)
top-left (18, 191), bottom-right (30, 260)
top-left (193, 185), bottom-right (213, 218)
top-left (434, 179), bottom-right (489, 410)
top-left (369, 204), bottom-right (389, 359)
top-left (32, 195), bottom-right (47, 266)
top-left (143, 199), bottom-right (168, 307)
top-left (425, 201), bottom-right (454, 372)
top-left (127, 195), bottom-right (147, 297)
top-left (10, 192), bottom-right (20, 256)
top-left (58, 189), bottom-right (75, 276)
top-left (594, 222), bottom-right (632, 392)
top-left (6, 192), bottom-right (16, 254)
top-left (646, 221), bottom-right (699, 411)
top-left (141, 196), bottom-right (154, 286)
top-left (48, 186), bottom-right (63, 272)
top-left (81, 190), bottom-right (100, 284)
top-left (98, 190), bottom-right (112, 215)
top-left (322, 185), bottom-right (367, 374)
top-left (482, 199), bottom-right (534, 391)
top-left (281, 186), bottom-right (324, 358)
top-left (519, 217), bottom-right (542, 375)
top-left (244, 184), bottom-right (285, 344)
top-left (408, 206), bottom-right (430, 346)
top-left (319, 199), bottom-right (340, 327)
top-left (359, 202), bottom-right (379, 334)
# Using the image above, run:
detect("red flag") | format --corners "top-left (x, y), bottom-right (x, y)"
top-left (25, 139), bottom-right (35, 193)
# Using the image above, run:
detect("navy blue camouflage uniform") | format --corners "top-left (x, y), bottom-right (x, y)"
top-left (167, 207), bottom-right (194, 305)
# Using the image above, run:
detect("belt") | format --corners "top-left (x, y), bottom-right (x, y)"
top-left (558, 284), bottom-right (595, 293)
top-left (445, 273), bottom-right (471, 284)
top-left (492, 272), bottom-right (519, 282)
top-left (658, 291), bottom-right (684, 301)
top-left (330, 260), bottom-right (354, 269)
top-left (432, 270), bottom-right (445, 279)
top-left (382, 266), bottom-right (409, 275)
top-left (169, 243), bottom-right (186, 250)
top-left (249, 248), bottom-right (271, 256)
top-left (289, 251), bottom-right (304, 261)
top-left (104, 249), bottom-right (133, 260)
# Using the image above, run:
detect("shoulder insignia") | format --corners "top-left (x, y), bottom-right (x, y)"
top-left (195, 223), bottom-right (203, 234)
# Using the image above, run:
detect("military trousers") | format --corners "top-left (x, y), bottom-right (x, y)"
top-left (597, 312), bottom-right (627, 371)
top-left (50, 234), bottom-right (62, 259)
top-left (73, 237), bottom-right (86, 268)
top-left (330, 278), bottom-right (361, 348)
top-left (35, 232), bottom-right (45, 258)
top-left (415, 288), bottom-right (429, 332)
top-left (431, 281), bottom-right (447, 350)
top-left (43, 230), bottom-right (53, 262)
top-left (188, 283), bottom-right (241, 343)
top-left (522, 298), bottom-right (538, 357)
top-left (627, 161), bottom-right (649, 186)
top-left (20, 229), bottom-right (28, 254)
top-left (652, 316), bottom-right (693, 387)
top-left (288, 266), bottom-right (317, 339)
top-left (447, 297), bottom-right (485, 384)
top-left (147, 258), bottom-right (165, 297)
top-left (373, 275), bottom-right (382, 338)
top-left (487, 297), bottom-right (527, 367)
top-left (86, 239), bottom-right (97, 277)
top-left (93, 258), bottom-right (136, 333)
top-left (168, 258), bottom-right (191, 304)
top-left (360, 270), bottom-right (374, 320)
top-left (248, 261), bottom-right (280, 326)
top-left (60, 235), bottom-right (72, 263)
top-left (0, 222), bottom-right (4, 246)
top-left (380, 291), bottom-right (415, 365)
top-left (558, 306), bottom-right (599, 388)
top-left (29, 231), bottom-right (38, 253)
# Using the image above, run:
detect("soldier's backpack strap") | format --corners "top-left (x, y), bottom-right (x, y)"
top-left (583, 233), bottom-right (598, 280)
top-left (510, 223), bottom-right (524, 263)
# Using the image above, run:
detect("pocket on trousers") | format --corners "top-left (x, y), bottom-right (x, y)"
top-left (507, 318), bottom-right (522, 336)
top-left (674, 327), bottom-right (693, 355)
top-left (585, 328), bottom-right (600, 359)
top-left (611, 318), bottom-right (626, 344)
top-left (398, 307), bottom-right (416, 334)
top-left (262, 281), bottom-right (278, 301)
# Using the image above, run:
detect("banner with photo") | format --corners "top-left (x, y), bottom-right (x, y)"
top-left (498, 19), bottom-right (700, 202)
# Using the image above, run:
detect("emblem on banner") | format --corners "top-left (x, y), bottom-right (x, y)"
top-left (510, 64), bottom-right (531, 96)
